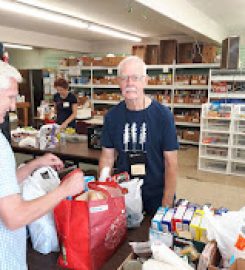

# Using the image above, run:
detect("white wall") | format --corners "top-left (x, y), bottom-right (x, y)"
top-left (90, 40), bottom-right (133, 55)
top-left (8, 48), bottom-right (86, 69)
top-left (90, 35), bottom-right (208, 55)
top-left (0, 25), bottom-right (91, 53)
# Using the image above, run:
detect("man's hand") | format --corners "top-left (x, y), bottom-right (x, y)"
top-left (35, 153), bottom-right (64, 171)
top-left (59, 122), bottom-right (67, 130)
top-left (162, 195), bottom-right (174, 208)
top-left (60, 169), bottom-right (84, 197)
top-left (16, 153), bottom-right (64, 183)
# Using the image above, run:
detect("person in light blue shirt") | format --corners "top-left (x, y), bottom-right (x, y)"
top-left (0, 60), bottom-right (85, 270)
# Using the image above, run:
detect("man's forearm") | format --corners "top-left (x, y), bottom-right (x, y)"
top-left (162, 164), bottom-right (177, 207)
top-left (16, 159), bottom-right (40, 183)
top-left (98, 149), bottom-right (115, 178)
top-left (162, 150), bottom-right (178, 207)
top-left (98, 158), bottom-right (114, 177)
top-left (1, 185), bottom-right (66, 230)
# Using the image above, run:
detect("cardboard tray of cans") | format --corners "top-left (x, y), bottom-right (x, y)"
top-left (183, 130), bottom-right (200, 142)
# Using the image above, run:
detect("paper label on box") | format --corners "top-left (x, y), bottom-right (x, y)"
top-left (183, 223), bottom-right (189, 231)
top-left (107, 68), bottom-right (113, 75)
top-left (69, 66), bottom-right (80, 76)
top-left (176, 221), bottom-right (183, 231)
top-left (90, 205), bottom-right (108, 213)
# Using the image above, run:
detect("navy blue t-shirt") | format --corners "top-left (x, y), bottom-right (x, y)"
top-left (101, 99), bottom-right (179, 214)
top-left (53, 92), bottom-right (77, 128)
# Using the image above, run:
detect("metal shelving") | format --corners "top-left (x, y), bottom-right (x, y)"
top-left (199, 103), bottom-right (245, 176)
top-left (59, 63), bottom-right (219, 146)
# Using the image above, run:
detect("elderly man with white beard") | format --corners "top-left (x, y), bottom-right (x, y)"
top-left (99, 56), bottom-right (179, 215)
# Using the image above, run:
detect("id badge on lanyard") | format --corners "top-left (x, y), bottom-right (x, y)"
top-left (124, 102), bottom-right (147, 178)
top-left (127, 150), bottom-right (146, 177)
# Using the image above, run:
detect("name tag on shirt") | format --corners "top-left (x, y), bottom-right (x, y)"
top-left (131, 164), bottom-right (146, 176)
top-left (63, 102), bottom-right (70, 108)
top-left (127, 151), bottom-right (146, 177)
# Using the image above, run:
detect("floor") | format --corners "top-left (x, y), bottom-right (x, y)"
top-left (15, 146), bottom-right (245, 211)
top-left (177, 146), bottom-right (245, 210)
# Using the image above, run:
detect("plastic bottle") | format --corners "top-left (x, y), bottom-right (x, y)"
top-left (60, 131), bottom-right (66, 145)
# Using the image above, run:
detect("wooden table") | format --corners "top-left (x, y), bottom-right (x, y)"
top-left (12, 141), bottom-right (101, 165)
top-left (27, 216), bottom-right (151, 270)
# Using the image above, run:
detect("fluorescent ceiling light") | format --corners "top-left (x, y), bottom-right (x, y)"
top-left (88, 24), bottom-right (142, 42)
top-left (3, 43), bottom-right (33, 50)
top-left (10, 0), bottom-right (142, 42)
top-left (0, 0), bottom-right (88, 29)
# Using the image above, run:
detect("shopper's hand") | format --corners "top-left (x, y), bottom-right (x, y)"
top-left (60, 169), bottom-right (84, 197)
top-left (35, 153), bottom-right (64, 171)
top-left (162, 195), bottom-right (174, 209)
top-left (60, 122), bottom-right (67, 130)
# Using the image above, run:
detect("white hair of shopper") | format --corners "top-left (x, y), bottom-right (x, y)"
top-left (0, 60), bottom-right (22, 90)
top-left (117, 55), bottom-right (147, 77)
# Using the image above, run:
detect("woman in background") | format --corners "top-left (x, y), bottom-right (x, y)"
top-left (53, 78), bottom-right (77, 129)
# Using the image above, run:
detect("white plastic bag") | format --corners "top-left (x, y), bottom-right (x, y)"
top-left (203, 206), bottom-right (245, 266)
top-left (143, 259), bottom-right (179, 270)
top-left (120, 178), bottom-right (144, 228)
top-left (151, 243), bottom-right (194, 270)
top-left (21, 166), bottom-right (60, 254)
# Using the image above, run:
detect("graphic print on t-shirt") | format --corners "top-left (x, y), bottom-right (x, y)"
top-left (123, 122), bottom-right (147, 152)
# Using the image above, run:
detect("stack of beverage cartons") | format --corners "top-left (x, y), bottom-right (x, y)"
top-left (150, 199), bottom-right (229, 243)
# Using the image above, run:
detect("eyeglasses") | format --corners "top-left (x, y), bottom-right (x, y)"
top-left (118, 75), bottom-right (145, 82)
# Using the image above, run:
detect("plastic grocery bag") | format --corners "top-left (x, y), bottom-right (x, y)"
top-left (21, 166), bottom-right (60, 254)
top-left (143, 259), bottom-right (180, 270)
top-left (203, 206), bottom-right (245, 267)
top-left (150, 243), bottom-right (194, 270)
top-left (120, 178), bottom-right (144, 228)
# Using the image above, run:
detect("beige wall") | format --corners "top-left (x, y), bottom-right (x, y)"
top-left (8, 48), bottom-right (85, 69)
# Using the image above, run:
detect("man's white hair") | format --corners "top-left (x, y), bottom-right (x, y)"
top-left (117, 55), bottom-right (147, 76)
top-left (0, 60), bottom-right (22, 90)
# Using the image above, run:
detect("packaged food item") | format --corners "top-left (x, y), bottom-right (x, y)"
top-left (183, 207), bottom-right (195, 232)
top-left (190, 210), bottom-right (204, 241)
top-left (162, 208), bottom-right (175, 233)
top-left (172, 206), bottom-right (187, 232)
top-left (151, 207), bottom-right (168, 231)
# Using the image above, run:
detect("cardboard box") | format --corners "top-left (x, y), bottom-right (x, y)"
top-left (80, 56), bottom-right (93, 66)
top-left (183, 130), bottom-right (200, 142)
top-left (172, 206), bottom-right (186, 232)
top-left (178, 43), bottom-right (193, 63)
top-left (68, 58), bottom-right (78, 66)
top-left (182, 207), bottom-right (195, 231)
top-left (162, 208), bottom-right (175, 233)
top-left (205, 242), bottom-right (245, 270)
top-left (132, 45), bottom-right (147, 60)
top-left (117, 253), bottom-right (135, 270)
top-left (159, 39), bottom-right (177, 64)
top-left (221, 36), bottom-right (240, 69)
top-left (102, 56), bottom-right (124, 66)
top-left (229, 259), bottom-right (245, 270)
top-left (175, 115), bottom-right (189, 122)
top-left (151, 207), bottom-right (166, 231)
top-left (202, 45), bottom-right (217, 63)
top-left (190, 209), bottom-right (204, 241)
top-left (145, 45), bottom-right (159, 65)
top-left (198, 241), bottom-right (221, 270)
top-left (92, 57), bottom-right (103, 66)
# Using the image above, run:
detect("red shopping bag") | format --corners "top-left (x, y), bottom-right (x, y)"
top-left (54, 181), bottom-right (127, 270)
